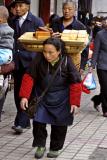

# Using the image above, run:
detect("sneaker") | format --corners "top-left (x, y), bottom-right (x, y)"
top-left (47, 150), bottom-right (59, 158)
top-left (14, 126), bottom-right (23, 134)
top-left (35, 147), bottom-right (46, 159)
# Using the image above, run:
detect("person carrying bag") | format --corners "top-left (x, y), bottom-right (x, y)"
top-left (19, 37), bottom-right (82, 159)
top-left (24, 56), bottom-right (65, 119)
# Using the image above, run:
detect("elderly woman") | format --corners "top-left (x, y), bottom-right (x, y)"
top-left (19, 37), bottom-right (82, 159)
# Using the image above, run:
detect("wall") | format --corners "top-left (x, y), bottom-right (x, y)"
top-left (30, 0), bottom-right (39, 16)
top-left (30, 0), bottom-right (78, 18)
top-left (92, 0), bottom-right (107, 17)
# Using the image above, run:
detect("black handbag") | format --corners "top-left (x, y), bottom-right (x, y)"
top-left (25, 56), bottom-right (65, 119)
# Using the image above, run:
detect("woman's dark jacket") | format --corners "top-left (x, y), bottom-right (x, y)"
top-left (19, 53), bottom-right (82, 126)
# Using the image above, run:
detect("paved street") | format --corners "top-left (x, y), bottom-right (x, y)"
top-left (0, 72), bottom-right (107, 160)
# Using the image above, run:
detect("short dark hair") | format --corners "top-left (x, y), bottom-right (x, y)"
top-left (43, 38), bottom-right (66, 56)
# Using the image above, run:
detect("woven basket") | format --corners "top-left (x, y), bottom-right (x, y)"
top-left (18, 32), bottom-right (86, 69)
top-left (69, 53), bottom-right (81, 70)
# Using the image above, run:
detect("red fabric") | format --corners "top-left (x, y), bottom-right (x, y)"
top-left (19, 73), bottom-right (34, 99)
top-left (70, 83), bottom-right (82, 107)
top-left (5, 0), bottom-right (13, 7)
top-left (81, 75), bottom-right (91, 94)
top-left (82, 84), bottom-right (90, 94)
top-left (89, 41), bottom-right (94, 51)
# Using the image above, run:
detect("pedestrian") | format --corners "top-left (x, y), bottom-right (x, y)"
top-left (51, 2), bottom-right (86, 33)
top-left (19, 37), bottom-right (82, 159)
top-left (5, 0), bottom-right (17, 26)
top-left (48, 13), bottom-right (60, 28)
top-left (10, 0), bottom-right (44, 133)
top-left (50, 2), bottom-right (88, 73)
top-left (0, 6), bottom-right (14, 121)
top-left (90, 17), bottom-right (104, 111)
top-left (90, 17), bottom-right (107, 117)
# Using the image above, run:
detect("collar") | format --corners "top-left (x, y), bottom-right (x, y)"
top-left (50, 57), bottom-right (60, 66)
top-left (20, 11), bottom-right (28, 20)
top-left (59, 16), bottom-right (76, 30)
top-left (15, 12), bottom-right (32, 22)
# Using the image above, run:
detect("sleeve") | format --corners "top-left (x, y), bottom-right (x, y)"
top-left (19, 73), bottom-right (34, 99)
top-left (37, 17), bottom-right (45, 27)
top-left (91, 33), bottom-right (101, 68)
top-left (69, 83), bottom-right (82, 107)
top-left (34, 16), bottom-right (45, 30)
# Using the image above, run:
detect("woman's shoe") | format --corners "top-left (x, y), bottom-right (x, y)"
top-left (47, 150), bottom-right (59, 158)
top-left (34, 147), bottom-right (46, 159)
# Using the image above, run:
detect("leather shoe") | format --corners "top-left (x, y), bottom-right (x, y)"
top-left (103, 112), bottom-right (107, 117)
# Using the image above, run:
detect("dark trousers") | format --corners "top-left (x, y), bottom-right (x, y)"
top-left (13, 69), bottom-right (30, 128)
top-left (0, 94), bottom-right (5, 121)
top-left (97, 69), bottom-right (107, 113)
top-left (33, 121), bottom-right (67, 151)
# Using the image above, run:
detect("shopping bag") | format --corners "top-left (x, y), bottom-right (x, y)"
top-left (83, 72), bottom-right (96, 90)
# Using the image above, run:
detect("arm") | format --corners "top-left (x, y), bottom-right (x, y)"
top-left (67, 56), bottom-right (82, 113)
top-left (19, 73), bottom-right (34, 110)
top-left (91, 33), bottom-right (101, 68)
top-left (70, 83), bottom-right (82, 114)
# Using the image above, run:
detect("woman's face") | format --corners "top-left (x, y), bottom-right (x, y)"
top-left (43, 44), bottom-right (60, 63)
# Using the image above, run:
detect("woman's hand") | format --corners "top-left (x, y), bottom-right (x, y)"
top-left (70, 105), bottom-right (80, 115)
top-left (20, 98), bottom-right (28, 110)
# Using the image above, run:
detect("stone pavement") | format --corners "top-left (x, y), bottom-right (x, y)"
top-left (0, 72), bottom-right (107, 160)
